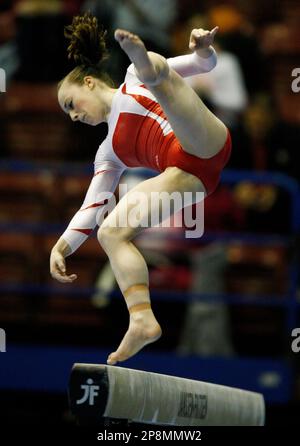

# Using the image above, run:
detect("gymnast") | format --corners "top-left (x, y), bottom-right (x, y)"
top-left (50, 12), bottom-right (231, 365)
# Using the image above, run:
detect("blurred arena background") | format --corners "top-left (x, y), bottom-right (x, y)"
top-left (0, 0), bottom-right (300, 427)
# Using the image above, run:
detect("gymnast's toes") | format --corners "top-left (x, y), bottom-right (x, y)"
top-left (114, 29), bottom-right (140, 45)
top-left (107, 353), bottom-right (118, 365)
top-left (106, 319), bottom-right (162, 365)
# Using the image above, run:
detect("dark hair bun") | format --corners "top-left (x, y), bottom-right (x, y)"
top-left (64, 12), bottom-right (108, 67)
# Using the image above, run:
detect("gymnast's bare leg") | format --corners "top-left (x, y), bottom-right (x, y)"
top-left (114, 29), bottom-right (227, 159)
top-left (99, 167), bottom-right (204, 366)
top-left (102, 30), bottom-right (228, 365)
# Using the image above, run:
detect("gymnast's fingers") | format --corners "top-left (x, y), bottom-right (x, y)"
top-left (50, 251), bottom-right (77, 283)
top-left (210, 26), bottom-right (219, 38)
top-left (189, 28), bottom-right (213, 51)
top-left (51, 268), bottom-right (78, 283)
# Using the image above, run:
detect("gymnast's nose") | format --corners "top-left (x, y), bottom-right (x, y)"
top-left (70, 110), bottom-right (79, 121)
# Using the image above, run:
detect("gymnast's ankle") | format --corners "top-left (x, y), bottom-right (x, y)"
top-left (130, 306), bottom-right (154, 320)
top-left (129, 308), bottom-right (162, 336)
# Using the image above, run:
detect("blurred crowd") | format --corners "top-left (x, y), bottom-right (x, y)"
top-left (0, 0), bottom-right (299, 176)
top-left (0, 0), bottom-right (299, 358)
top-left (1, 0), bottom-right (299, 201)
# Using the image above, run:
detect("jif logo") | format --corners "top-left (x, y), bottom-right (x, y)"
top-left (0, 68), bottom-right (6, 93)
top-left (0, 328), bottom-right (6, 352)
top-left (76, 378), bottom-right (100, 405)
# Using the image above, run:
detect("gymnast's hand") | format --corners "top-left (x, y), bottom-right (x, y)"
top-left (189, 26), bottom-right (219, 52)
top-left (50, 239), bottom-right (77, 283)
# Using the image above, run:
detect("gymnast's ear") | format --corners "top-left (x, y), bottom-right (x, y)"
top-left (83, 76), bottom-right (96, 89)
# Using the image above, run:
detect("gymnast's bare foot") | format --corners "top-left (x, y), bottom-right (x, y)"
top-left (114, 29), bottom-right (168, 85)
top-left (107, 310), bottom-right (162, 365)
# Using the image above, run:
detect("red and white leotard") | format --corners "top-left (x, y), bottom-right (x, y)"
top-left (62, 48), bottom-right (231, 253)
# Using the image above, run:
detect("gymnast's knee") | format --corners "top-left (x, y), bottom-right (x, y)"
top-left (97, 224), bottom-right (128, 252)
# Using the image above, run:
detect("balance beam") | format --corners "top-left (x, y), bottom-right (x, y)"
top-left (69, 363), bottom-right (265, 426)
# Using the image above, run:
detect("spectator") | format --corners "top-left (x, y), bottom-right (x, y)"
top-left (208, 5), bottom-right (266, 95)
top-left (186, 39), bottom-right (248, 128)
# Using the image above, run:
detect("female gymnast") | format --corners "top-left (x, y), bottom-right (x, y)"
top-left (50, 13), bottom-right (231, 365)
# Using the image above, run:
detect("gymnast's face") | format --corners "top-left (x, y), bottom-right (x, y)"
top-left (58, 76), bottom-right (107, 126)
